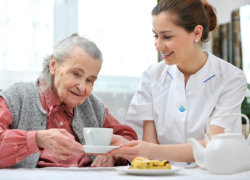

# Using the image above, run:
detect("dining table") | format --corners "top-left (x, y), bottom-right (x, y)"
top-left (0, 165), bottom-right (249, 180)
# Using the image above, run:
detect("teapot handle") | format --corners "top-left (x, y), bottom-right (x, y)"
top-left (206, 114), bottom-right (249, 139)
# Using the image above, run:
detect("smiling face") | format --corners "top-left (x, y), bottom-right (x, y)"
top-left (49, 46), bottom-right (101, 109)
top-left (152, 12), bottom-right (199, 66)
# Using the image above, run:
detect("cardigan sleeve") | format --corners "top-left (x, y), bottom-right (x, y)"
top-left (0, 97), bottom-right (40, 168)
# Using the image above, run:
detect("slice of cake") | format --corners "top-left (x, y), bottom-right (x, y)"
top-left (130, 156), bottom-right (171, 169)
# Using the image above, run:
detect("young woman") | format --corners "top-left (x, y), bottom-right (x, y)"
top-left (110, 0), bottom-right (247, 162)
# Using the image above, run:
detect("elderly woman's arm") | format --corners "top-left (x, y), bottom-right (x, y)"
top-left (0, 98), bottom-right (84, 168)
top-left (0, 98), bottom-right (41, 168)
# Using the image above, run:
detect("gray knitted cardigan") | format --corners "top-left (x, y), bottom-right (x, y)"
top-left (0, 81), bottom-right (106, 168)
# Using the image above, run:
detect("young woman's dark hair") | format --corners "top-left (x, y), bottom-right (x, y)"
top-left (152, 0), bottom-right (217, 42)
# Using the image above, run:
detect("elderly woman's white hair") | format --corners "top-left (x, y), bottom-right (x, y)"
top-left (40, 33), bottom-right (103, 90)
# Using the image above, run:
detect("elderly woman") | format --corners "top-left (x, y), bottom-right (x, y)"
top-left (0, 34), bottom-right (137, 168)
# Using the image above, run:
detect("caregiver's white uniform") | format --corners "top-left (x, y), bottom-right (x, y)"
top-left (126, 51), bottom-right (247, 144)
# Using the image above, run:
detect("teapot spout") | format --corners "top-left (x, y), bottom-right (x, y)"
top-left (187, 138), bottom-right (206, 169)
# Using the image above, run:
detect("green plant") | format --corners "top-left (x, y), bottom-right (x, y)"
top-left (241, 97), bottom-right (250, 124)
top-left (241, 84), bottom-right (250, 124)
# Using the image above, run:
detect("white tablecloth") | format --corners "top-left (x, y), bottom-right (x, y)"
top-left (0, 166), bottom-right (249, 180)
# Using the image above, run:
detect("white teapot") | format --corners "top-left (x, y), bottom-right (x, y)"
top-left (188, 114), bottom-right (250, 174)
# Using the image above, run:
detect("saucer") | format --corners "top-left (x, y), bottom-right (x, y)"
top-left (83, 145), bottom-right (119, 154)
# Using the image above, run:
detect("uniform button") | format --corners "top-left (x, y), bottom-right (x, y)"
top-left (179, 106), bottom-right (186, 112)
top-left (59, 121), bottom-right (64, 126)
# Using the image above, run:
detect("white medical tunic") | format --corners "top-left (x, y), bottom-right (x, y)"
top-left (126, 51), bottom-right (247, 144)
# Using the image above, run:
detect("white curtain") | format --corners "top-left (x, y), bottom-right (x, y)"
top-left (0, 0), bottom-right (54, 89)
top-left (0, 0), bottom-right (79, 90)
top-left (240, 5), bottom-right (250, 83)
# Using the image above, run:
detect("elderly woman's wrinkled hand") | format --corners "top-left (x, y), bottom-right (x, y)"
top-left (88, 135), bottom-right (129, 167)
top-left (36, 128), bottom-right (84, 160)
top-left (91, 154), bottom-right (115, 167)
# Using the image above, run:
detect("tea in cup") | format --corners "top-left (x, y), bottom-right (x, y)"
top-left (83, 127), bottom-right (113, 146)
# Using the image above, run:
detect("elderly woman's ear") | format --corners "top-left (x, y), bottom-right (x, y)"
top-left (49, 57), bottom-right (56, 75)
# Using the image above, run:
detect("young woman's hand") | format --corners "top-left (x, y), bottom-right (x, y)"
top-left (110, 134), bottom-right (129, 146)
top-left (109, 140), bottom-right (154, 162)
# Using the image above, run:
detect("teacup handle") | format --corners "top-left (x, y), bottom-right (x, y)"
top-left (206, 114), bottom-right (250, 139)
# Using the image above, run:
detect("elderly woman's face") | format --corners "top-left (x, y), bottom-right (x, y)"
top-left (50, 47), bottom-right (101, 109)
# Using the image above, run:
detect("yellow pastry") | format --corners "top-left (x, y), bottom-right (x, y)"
top-left (130, 156), bottom-right (171, 169)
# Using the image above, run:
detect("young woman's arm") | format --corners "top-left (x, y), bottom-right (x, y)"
top-left (142, 120), bottom-right (159, 144)
top-left (111, 125), bottom-right (224, 162)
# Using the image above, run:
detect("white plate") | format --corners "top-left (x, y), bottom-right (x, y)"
top-left (44, 166), bottom-right (116, 171)
top-left (116, 166), bottom-right (184, 175)
top-left (83, 145), bottom-right (119, 153)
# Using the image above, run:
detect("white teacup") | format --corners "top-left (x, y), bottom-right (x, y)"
top-left (83, 127), bottom-right (113, 146)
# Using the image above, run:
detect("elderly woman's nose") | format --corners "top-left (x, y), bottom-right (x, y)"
top-left (77, 81), bottom-right (86, 91)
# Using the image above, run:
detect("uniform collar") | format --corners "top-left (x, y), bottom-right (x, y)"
top-left (38, 81), bottom-right (74, 117)
top-left (165, 51), bottom-right (216, 83)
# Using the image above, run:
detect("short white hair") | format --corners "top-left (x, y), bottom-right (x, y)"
top-left (40, 33), bottom-right (102, 90)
